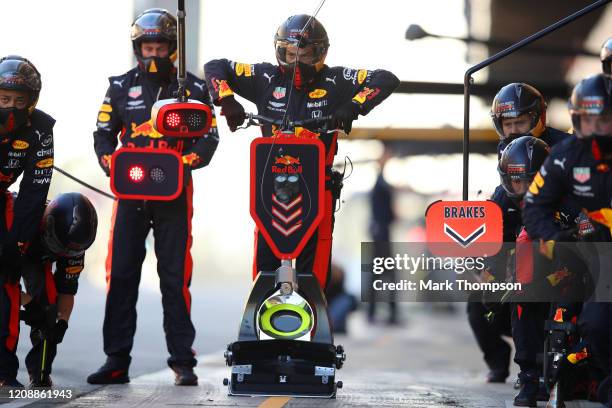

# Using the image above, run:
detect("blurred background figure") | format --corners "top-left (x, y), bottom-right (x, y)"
top-left (325, 263), bottom-right (357, 335)
top-left (367, 144), bottom-right (400, 325)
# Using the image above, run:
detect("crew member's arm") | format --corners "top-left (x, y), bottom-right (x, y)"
top-left (93, 82), bottom-right (123, 175)
top-left (522, 154), bottom-right (567, 241)
top-left (333, 67), bottom-right (400, 133)
top-left (54, 254), bottom-right (84, 322)
top-left (204, 60), bottom-right (274, 131)
top-left (204, 59), bottom-right (269, 103)
top-left (9, 121), bottom-right (54, 247)
top-left (482, 187), bottom-right (516, 282)
top-left (181, 80), bottom-right (220, 170)
top-left (343, 68), bottom-right (399, 114)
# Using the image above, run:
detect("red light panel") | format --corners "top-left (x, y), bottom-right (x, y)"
top-left (129, 165), bottom-right (145, 182)
top-left (151, 99), bottom-right (212, 137)
top-left (165, 112), bottom-right (181, 128)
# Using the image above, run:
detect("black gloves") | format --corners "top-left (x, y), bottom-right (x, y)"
top-left (21, 301), bottom-right (68, 344)
top-left (0, 242), bottom-right (24, 282)
top-left (331, 102), bottom-right (361, 134)
top-left (21, 299), bottom-right (47, 327)
top-left (219, 96), bottom-right (245, 132)
top-left (99, 154), bottom-right (112, 177)
top-left (49, 320), bottom-right (68, 344)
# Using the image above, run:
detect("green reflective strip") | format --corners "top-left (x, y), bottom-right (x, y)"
top-left (40, 339), bottom-right (48, 381)
top-left (260, 303), bottom-right (312, 338)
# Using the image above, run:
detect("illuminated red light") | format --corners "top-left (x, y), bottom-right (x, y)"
top-left (128, 165), bottom-right (145, 182)
top-left (165, 112), bottom-right (181, 128)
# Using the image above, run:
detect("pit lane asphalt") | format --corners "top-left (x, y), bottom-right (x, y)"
top-left (1, 282), bottom-right (605, 407)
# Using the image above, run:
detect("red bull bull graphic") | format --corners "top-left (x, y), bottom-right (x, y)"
top-left (131, 120), bottom-right (163, 139)
top-left (275, 155), bottom-right (301, 166)
top-left (182, 152), bottom-right (201, 167)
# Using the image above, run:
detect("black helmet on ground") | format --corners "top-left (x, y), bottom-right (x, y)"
top-left (498, 136), bottom-right (550, 199)
top-left (42, 193), bottom-right (98, 258)
top-left (131, 8), bottom-right (177, 81)
top-left (274, 14), bottom-right (329, 87)
top-left (491, 83), bottom-right (546, 141)
top-left (0, 55), bottom-right (42, 133)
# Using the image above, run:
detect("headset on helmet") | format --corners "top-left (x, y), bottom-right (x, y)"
top-left (274, 14), bottom-right (329, 86)
top-left (42, 193), bottom-right (98, 258)
top-left (491, 83), bottom-right (547, 141)
top-left (498, 136), bottom-right (550, 199)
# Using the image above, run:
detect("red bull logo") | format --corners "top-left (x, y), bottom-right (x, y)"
top-left (353, 87), bottom-right (375, 104)
top-left (275, 155), bottom-right (300, 166)
top-left (131, 120), bottom-right (163, 139)
top-left (182, 152), bottom-right (201, 167)
top-left (218, 80), bottom-right (234, 99)
top-left (567, 348), bottom-right (589, 364)
top-left (295, 127), bottom-right (320, 139)
top-left (553, 307), bottom-right (566, 323)
top-left (272, 155), bottom-right (302, 174)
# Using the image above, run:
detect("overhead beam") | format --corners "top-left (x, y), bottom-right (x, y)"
top-left (395, 81), bottom-right (571, 99)
top-left (343, 127), bottom-right (498, 141)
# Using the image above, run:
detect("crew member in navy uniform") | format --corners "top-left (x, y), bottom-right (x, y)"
top-left (468, 82), bottom-right (571, 386)
top-left (523, 74), bottom-right (612, 407)
top-left (88, 9), bottom-right (219, 386)
top-left (204, 14), bottom-right (399, 289)
top-left (19, 192), bottom-right (97, 388)
top-left (0, 55), bottom-right (54, 388)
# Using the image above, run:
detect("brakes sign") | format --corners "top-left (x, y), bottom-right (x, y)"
top-left (425, 200), bottom-right (502, 257)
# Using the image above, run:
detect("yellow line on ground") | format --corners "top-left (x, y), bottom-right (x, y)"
top-left (257, 396), bottom-right (292, 408)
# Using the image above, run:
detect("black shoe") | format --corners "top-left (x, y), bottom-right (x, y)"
top-left (0, 378), bottom-right (24, 388)
top-left (29, 374), bottom-right (52, 388)
top-left (171, 365), bottom-right (198, 386)
top-left (486, 369), bottom-right (509, 383)
top-left (87, 357), bottom-right (130, 384)
top-left (514, 373), bottom-right (538, 407)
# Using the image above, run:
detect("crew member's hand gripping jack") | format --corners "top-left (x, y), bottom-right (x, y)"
top-left (222, 114), bottom-right (346, 398)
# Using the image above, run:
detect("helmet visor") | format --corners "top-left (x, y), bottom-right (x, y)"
top-left (572, 111), bottom-right (612, 139)
top-left (498, 113), bottom-right (538, 140)
top-left (44, 231), bottom-right (87, 258)
top-left (275, 39), bottom-right (325, 66)
top-left (500, 173), bottom-right (535, 198)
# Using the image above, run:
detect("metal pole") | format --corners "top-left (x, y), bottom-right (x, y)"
top-left (176, 0), bottom-right (187, 102)
top-left (462, 0), bottom-right (610, 201)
